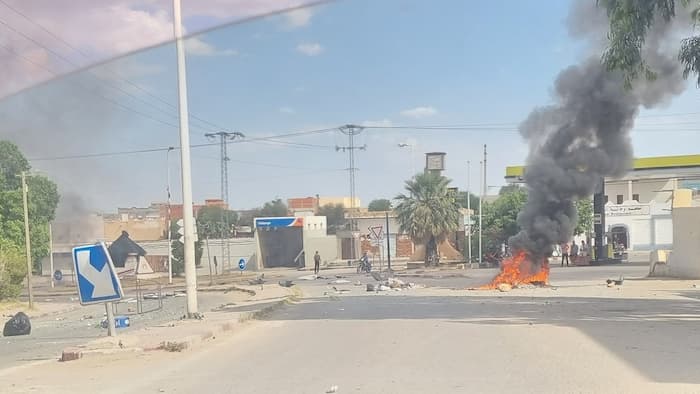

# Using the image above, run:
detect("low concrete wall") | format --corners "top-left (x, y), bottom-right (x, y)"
top-left (669, 207), bottom-right (700, 279)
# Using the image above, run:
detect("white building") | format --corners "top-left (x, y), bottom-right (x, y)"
top-left (505, 154), bottom-right (700, 262)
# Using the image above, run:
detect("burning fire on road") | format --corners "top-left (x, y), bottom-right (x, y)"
top-left (480, 251), bottom-right (549, 289)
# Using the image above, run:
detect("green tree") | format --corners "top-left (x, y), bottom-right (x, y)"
top-left (257, 198), bottom-right (288, 217)
top-left (0, 141), bottom-right (59, 274)
top-left (368, 199), bottom-right (392, 211)
top-left (0, 239), bottom-right (26, 299)
top-left (317, 203), bottom-right (346, 234)
top-left (196, 206), bottom-right (238, 239)
top-left (599, 0), bottom-right (700, 87)
top-left (169, 221), bottom-right (204, 274)
top-left (394, 172), bottom-right (461, 263)
top-left (481, 186), bottom-right (527, 255)
top-left (574, 198), bottom-right (594, 237)
top-left (456, 191), bottom-right (480, 211)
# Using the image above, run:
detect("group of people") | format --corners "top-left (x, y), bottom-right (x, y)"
top-left (560, 240), bottom-right (589, 267)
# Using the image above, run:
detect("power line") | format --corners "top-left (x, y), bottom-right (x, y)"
top-left (28, 127), bottom-right (339, 161)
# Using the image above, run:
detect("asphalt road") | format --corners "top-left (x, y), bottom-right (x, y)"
top-left (5, 264), bottom-right (700, 393)
top-left (0, 290), bottom-right (246, 370)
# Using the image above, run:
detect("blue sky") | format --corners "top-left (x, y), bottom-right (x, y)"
top-left (8, 0), bottom-right (700, 212)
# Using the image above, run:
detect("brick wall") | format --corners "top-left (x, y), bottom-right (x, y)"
top-left (396, 235), bottom-right (414, 258)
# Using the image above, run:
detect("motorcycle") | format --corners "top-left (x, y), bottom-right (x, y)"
top-left (357, 257), bottom-right (372, 274)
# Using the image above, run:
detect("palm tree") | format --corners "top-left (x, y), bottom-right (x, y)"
top-left (394, 172), bottom-right (461, 264)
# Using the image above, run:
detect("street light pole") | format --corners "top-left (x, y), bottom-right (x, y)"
top-left (21, 172), bottom-right (34, 309)
top-left (478, 161), bottom-right (483, 267)
top-left (166, 147), bottom-right (174, 285)
top-left (173, 0), bottom-right (198, 316)
top-left (466, 161), bottom-right (472, 266)
top-left (49, 222), bottom-right (54, 288)
top-left (398, 143), bottom-right (415, 178)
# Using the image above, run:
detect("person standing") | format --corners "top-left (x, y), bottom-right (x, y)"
top-left (570, 241), bottom-right (579, 265)
top-left (314, 251), bottom-right (321, 275)
top-left (561, 242), bottom-right (570, 267)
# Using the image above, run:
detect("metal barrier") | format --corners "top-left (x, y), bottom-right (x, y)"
top-left (112, 277), bottom-right (164, 316)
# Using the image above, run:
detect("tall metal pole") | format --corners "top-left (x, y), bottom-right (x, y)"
top-left (166, 147), bottom-right (174, 284)
top-left (385, 211), bottom-right (391, 272)
top-left (49, 222), bottom-right (54, 288)
top-left (478, 161), bottom-right (483, 266)
top-left (21, 172), bottom-right (34, 308)
top-left (483, 144), bottom-right (487, 202)
top-left (173, 0), bottom-right (197, 316)
top-left (337, 124), bottom-right (366, 259)
top-left (466, 161), bottom-right (472, 265)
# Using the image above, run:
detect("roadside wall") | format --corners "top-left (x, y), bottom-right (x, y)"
top-left (669, 207), bottom-right (700, 279)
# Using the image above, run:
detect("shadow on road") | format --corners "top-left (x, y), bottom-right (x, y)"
top-left (265, 294), bottom-right (700, 385)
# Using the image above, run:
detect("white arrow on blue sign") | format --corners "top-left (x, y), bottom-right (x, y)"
top-left (72, 242), bottom-right (124, 305)
top-left (238, 258), bottom-right (246, 270)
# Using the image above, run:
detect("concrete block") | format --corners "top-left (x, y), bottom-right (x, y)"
top-left (60, 348), bottom-right (82, 362)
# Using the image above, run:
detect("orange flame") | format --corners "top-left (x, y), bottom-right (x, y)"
top-left (480, 250), bottom-right (549, 289)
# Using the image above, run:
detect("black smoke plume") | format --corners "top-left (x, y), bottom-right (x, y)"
top-left (508, 1), bottom-right (687, 261)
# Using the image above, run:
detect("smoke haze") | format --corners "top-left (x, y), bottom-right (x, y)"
top-left (508, 0), bottom-right (689, 260)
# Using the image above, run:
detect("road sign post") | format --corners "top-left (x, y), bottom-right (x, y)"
top-left (238, 258), bottom-right (246, 275)
top-left (72, 242), bottom-right (124, 337)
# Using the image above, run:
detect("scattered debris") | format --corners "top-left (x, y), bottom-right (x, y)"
top-left (378, 285), bottom-right (391, 291)
top-left (211, 303), bottom-right (237, 312)
top-left (118, 340), bottom-right (124, 349)
top-left (3, 312), bottom-right (31, 336)
top-left (497, 283), bottom-right (512, 292)
top-left (279, 280), bottom-right (294, 288)
top-left (366, 284), bottom-right (375, 292)
top-left (607, 282), bottom-right (615, 288)
top-left (331, 286), bottom-right (350, 293)
top-left (326, 385), bottom-right (339, 393)
top-left (298, 274), bottom-right (317, 281)
top-left (335, 275), bottom-right (346, 279)
top-left (81, 315), bottom-right (94, 320)
top-left (354, 281), bottom-right (362, 286)
top-left (330, 279), bottom-right (351, 284)
top-left (370, 272), bottom-right (383, 282)
top-left (143, 293), bottom-right (162, 300)
top-left (248, 275), bottom-right (265, 286)
top-left (158, 341), bottom-right (188, 352)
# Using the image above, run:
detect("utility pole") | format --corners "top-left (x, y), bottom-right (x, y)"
top-left (478, 161), bottom-right (484, 266)
top-left (166, 147), bottom-right (174, 284)
top-left (205, 131), bottom-right (244, 274)
top-left (385, 211), bottom-right (392, 272)
top-left (173, 0), bottom-right (197, 316)
top-left (49, 222), bottom-right (54, 288)
top-left (21, 172), bottom-right (34, 309)
top-left (336, 124), bottom-right (366, 259)
top-left (483, 144), bottom-right (487, 203)
top-left (204, 131), bottom-right (245, 204)
top-left (466, 161), bottom-right (472, 266)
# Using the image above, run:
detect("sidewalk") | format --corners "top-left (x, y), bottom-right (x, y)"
top-left (59, 284), bottom-right (298, 361)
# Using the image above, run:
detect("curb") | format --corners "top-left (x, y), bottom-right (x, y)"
top-left (60, 290), bottom-right (298, 361)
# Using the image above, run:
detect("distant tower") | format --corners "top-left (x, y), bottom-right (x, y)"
top-left (425, 152), bottom-right (446, 175)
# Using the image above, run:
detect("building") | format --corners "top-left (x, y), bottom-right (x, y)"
top-left (505, 154), bottom-right (700, 261)
top-left (287, 195), bottom-right (361, 215)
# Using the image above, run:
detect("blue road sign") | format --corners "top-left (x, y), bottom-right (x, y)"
top-left (72, 242), bottom-right (124, 305)
top-left (238, 258), bottom-right (246, 271)
top-left (53, 270), bottom-right (63, 281)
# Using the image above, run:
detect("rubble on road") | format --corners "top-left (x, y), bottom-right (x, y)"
top-left (330, 279), bottom-right (351, 284)
top-left (298, 274), bottom-right (317, 281)
top-left (497, 283), bottom-right (512, 292)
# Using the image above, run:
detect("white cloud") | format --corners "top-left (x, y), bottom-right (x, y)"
top-left (284, 8), bottom-right (313, 28)
top-left (361, 119), bottom-right (393, 127)
top-left (296, 42), bottom-right (323, 56)
top-left (185, 37), bottom-right (237, 56)
top-left (279, 106), bottom-right (295, 114)
top-left (400, 106), bottom-right (438, 119)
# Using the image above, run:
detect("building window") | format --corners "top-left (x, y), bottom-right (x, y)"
top-left (632, 194), bottom-right (639, 202)
top-left (604, 195), bottom-right (609, 204)
top-left (616, 194), bottom-right (624, 204)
